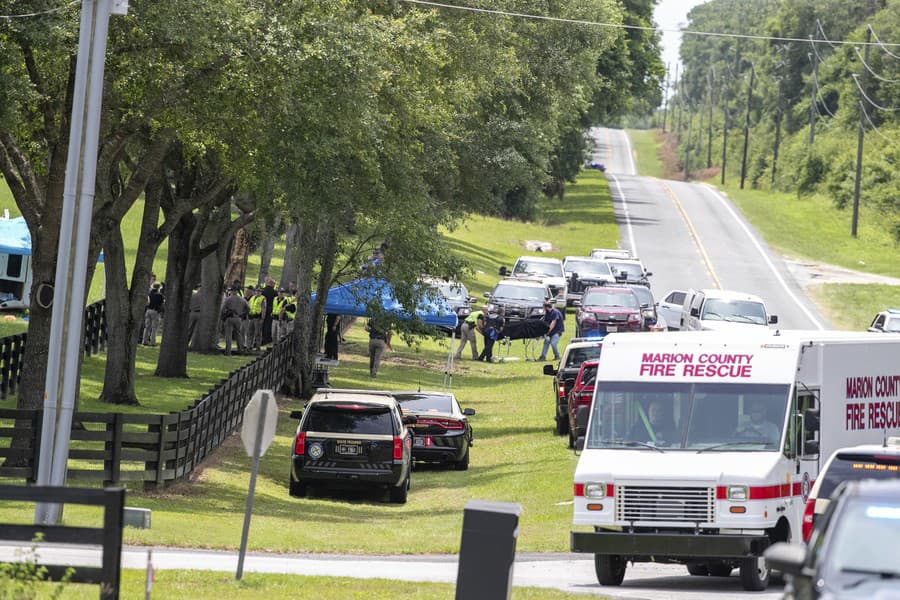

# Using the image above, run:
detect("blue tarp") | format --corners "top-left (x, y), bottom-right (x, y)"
top-left (0, 217), bottom-right (31, 256)
top-left (314, 277), bottom-right (458, 329)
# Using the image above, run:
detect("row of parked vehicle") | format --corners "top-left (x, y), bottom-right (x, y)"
top-left (289, 388), bottom-right (475, 504)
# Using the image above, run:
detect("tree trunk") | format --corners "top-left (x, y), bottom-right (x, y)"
top-left (281, 222), bottom-right (300, 290)
top-left (257, 214), bottom-right (281, 284)
top-left (155, 212), bottom-right (196, 377)
top-left (193, 207), bottom-right (231, 352)
top-left (224, 227), bottom-right (250, 288)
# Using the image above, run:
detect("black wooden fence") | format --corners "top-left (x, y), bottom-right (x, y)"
top-left (0, 337), bottom-right (292, 488)
top-left (0, 300), bottom-right (107, 400)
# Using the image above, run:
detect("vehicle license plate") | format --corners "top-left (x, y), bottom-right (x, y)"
top-left (606, 325), bottom-right (618, 332)
top-left (337, 443), bottom-right (361, 456)
top-left (414, 437), bottom-right (426, 447)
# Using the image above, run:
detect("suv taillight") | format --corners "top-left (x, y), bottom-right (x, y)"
top-left (294, 431), bottom-right (306, 456)
top-left (802, 498), bottom-right (815, 542)
top-left (393, 436), bottom-right (403, 460)
top-left (575, 392), bottom-right (593, 407)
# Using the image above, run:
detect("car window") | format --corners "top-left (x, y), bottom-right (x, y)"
top-left (666, 291), bottom-right (686, 305)
top-left (579, 365), bottom-right (598, 386)
top-left (823, 498), bottom-right (900, 577)
top-left (565, 260), bottom-right (612, 276)
top-left (434, 282), bottom-right (468, 302)
top-left (565, 346), bottom-right (603, 367)
top-left (817, 454), bottom-right (900, 499)
top-left (701, 298), bottom-right (767, 325)
top-left (514, 260), bottom-right (563, 278)
top-left (629, 286), bottom-right (653, 306)
top-left (886, 316), bottom-right (900, 332)
top-left (493, 283), bottom-right (545, 301)
top-left (396, 394), bottom-right (454, 413)
top-left (872, 315), bottom-right (885, 329)
top-left (582, 290), bottom-right (639, 308)
top-left (305, 404), bottom-right (395, 435)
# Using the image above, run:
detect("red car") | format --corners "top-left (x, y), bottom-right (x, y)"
top-left (566, 360), bottom-right (598, 448)
top-left (574, 286), bottom-right (643, 338)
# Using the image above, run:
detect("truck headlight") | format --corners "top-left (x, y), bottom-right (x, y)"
top-left (584, 482), bottom-right (607, 499)
top-left (727, 485), bottom-right (748, 501)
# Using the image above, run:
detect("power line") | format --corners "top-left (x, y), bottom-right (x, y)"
top-left (0, 0), bottom-right (80, 19)
top-left (854, 47), bottom-right (900, 84)
top-left (870, 25), bottom-right (900, 60)
top-left (859, 100), bottom-right (900, 145)
top-left (816, 19), bottom-right (840, 50)
top-left (807, 54), bottom-right (837, 118)
top-left (852, 74), bottom-right (900, 112)
top-left (809, 35), bottom-right (831, 66)
top-left (400, 0), bottom-right (900, 48)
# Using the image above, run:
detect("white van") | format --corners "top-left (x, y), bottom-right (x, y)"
top-left (681, 288), bottom-right (777, 331)
top-left (570, 330), bottom-right (900, 591)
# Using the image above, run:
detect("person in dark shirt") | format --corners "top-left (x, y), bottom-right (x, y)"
top-left (628, 400), bottom-right (680, 446)
top-left (477, 307), bottom-right (505, 363)
top-left (260, 277), bottom-right (277, 345)
top-left (142, 282), bottom-right (165, 346)
top-left (538, 301), bottom-right (565, 361)
top-left (365, 318), bottom-right (392, 377)
top-left (324, 313), bottom-right (341, 360)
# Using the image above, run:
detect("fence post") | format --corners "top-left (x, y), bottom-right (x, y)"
top-left (105, 413), bottom-right (123, 486)
top-left (100, 487), bottom-right (125, 600)
top-left (0, 337), bottom-right (10, 400)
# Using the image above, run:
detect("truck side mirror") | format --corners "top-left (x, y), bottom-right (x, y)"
top-left (543, 364), bottom-right (557, 376)
top-left (769, 315), bottom-right (779, 324)
top-left (804, 440), bottom-right (820, 455)
top-left (645, 271), bottom-right (653, 277)
top-left (803, 408), bottom-right (820, 432)
top-left (690, 307), bottom-right (700, 317)
top-left (463, 408), bottom-right (476, 416)
top-left (483, 291), bottom-right (491, 299)
top-left (498, 266), bottom-right (508, 276)
top-left (764, 543), bottom-right (809, 577)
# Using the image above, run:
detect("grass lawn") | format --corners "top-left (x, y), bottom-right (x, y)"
top-left (626, 129), bottom-right (665, 179)
top-left (30, 569), bottom-right (601, 599)
top-left (811, 284), bottom-right (900, 331)
top-left (0, 170), bottom-right (619, 556)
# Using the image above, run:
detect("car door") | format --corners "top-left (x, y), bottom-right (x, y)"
top-left (657, 290), bottom-right (686, 330)
top-left (868, 314), bottom-right (886, 332)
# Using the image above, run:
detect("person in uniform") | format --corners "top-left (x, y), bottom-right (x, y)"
top-left (455, 308), bottom-right (484, 360)
top-left (142, 282), bottom-right (165, 346)
top-left (246, 286), bottom-right (266, 352)
top-left (365, 317), bottom-right (392, 378)
top-left (220, 286), bottom-right (249, 356)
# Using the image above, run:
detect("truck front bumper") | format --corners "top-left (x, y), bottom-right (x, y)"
top-left (571, 530), bottom-right (770, 559)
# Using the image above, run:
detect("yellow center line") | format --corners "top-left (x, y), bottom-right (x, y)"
top-left (659, 180), bottom-right (721, 290)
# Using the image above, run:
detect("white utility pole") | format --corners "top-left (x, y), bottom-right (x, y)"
top-left (35, 0), bottom-right (129, 525)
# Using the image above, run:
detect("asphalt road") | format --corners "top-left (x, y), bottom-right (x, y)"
top-left (590, 126), bottom-right (830, 330)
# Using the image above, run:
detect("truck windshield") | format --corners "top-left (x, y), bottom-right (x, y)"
top-left (586, 381), bottom-right (790, 451)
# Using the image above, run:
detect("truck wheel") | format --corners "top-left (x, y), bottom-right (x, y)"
top-left (594, 554), bottom-right (626, 586)
top-left (555, 411), bottom-right (569, 435)
top-left (739, 556), bottom-right (769, 591)
top-left (686, 562), bottom-right (708, 576)
top-left (568, 428), bottom-right (575, 449)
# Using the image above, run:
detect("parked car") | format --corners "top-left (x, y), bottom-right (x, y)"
top-left (681, 288), bottom-right (777, 331)
top-left (656, 289), bottom-right (687, 331)
top-left (765, 479), bottom-right (900, 600)
top-left (802, 438), bottom-right (900, 541)
top-left (422, 277), bottom-right (476, 335)
top-left (574, 286), bottom-right (643, 338)
top-left (566, 360), bottom-right (598, 449)
top-left (289, 389), bottom-right (415, 503)
top-left (483, 277), bottom-right (549, 324)
top-left (868, 308), bottom-right (900, 333)
top-left (605, 258), bottom-right (651, 286)
top-left (393, 391), bottom-right (475, 471)
top-left (562, 257), bottom-right (616, 306)
top-left (590, 248), bottom-right (632, 260)
top-left (504, 256), bottom-right (567, 310)
top-left (543, 339), bottom-right (604, 436)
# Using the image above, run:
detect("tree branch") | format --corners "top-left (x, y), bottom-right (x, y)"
top-left (0, 132), bottom-right (44, 224)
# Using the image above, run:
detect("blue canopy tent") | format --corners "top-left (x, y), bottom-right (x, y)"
top-left (0, 217), bottom-right (32, 256)
top-left (315, 277), bottom-right (458, 329)
top-left (313, 277), bottom-right (460, 387)
top-left (0, 217), bottom-right (33, 309)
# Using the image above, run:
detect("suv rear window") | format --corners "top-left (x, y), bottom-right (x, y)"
top-left (305, 404), bottom-right (395, 435)
top-left (565, 346), bottom-right (602, 368)
top-left (818, 453), bottom-right (900, 499)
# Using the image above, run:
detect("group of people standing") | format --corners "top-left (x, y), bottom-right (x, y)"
top-left (454, 300), bottom-right (565, 363)
top-left (218, 277), bottom-right (297, 356)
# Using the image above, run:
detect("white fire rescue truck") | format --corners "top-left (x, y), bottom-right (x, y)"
top-left (570, 330), bottom-right (900, 591)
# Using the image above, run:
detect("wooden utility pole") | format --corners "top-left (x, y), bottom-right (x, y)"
top-left (707, 70), bottom-right (715, 168)
top-left (740, 64), bottom-right (755, 190)
top-left (721, 80), bottom-right (729, 185)
top-left (772, 77), bottom-right (784, 184)
top-left (661, 63), bottom-right (670, 133)
top-left (851, 27), bottom-right (872, 238)
top-left (808, 47), bottom-right (818, 145)
top-left (684, 106), bottom-right (693, 180)
top-left (674, 64), bottom-right (682, 134)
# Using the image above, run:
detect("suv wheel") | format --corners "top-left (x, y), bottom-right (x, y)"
top-left (555, 412), bottom-right (569, 435)
top-left (454, 449), bottom-right (470, 471)
top-left (389, 473), bottom-right (410, 504)
top-left (289, 473), bottom-right (308, 498)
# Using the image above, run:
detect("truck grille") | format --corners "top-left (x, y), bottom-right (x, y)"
top-left (616, 485), bottom-right (715, 524)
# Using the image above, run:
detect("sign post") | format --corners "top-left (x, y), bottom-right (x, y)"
top-left (236, 389), bottom-right (278, 579)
